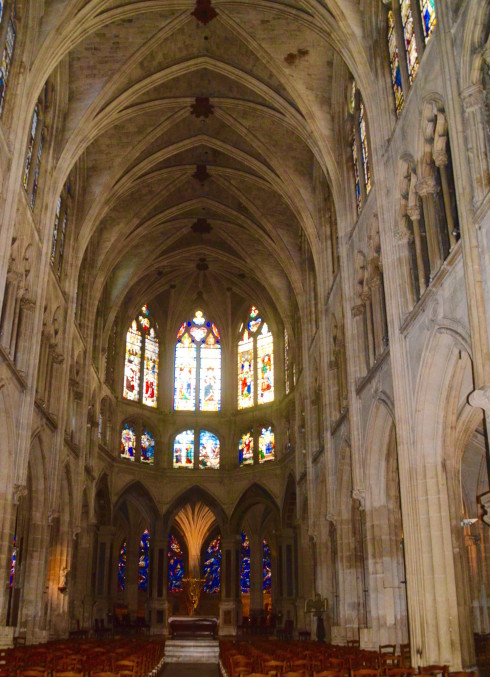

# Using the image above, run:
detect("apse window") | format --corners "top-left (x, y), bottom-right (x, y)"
top-left (203, 535), bottom-right (221, 594)
top-left (174, 310), bottom-right (221, 411)
top-left (168, 533), bottom-right (184, 593)
top-left (173, 429), bottom-right (220, 469)
top-left (120, 423), bottom-right (155, 465)
top-left (123, 305), bottom-right (159, 408)
top-left (259, 426), bottom-right (275, 463)
top-left (238, 307), bottom-right (274, 409)
top-left (239, 430), bottom-right (254, 466)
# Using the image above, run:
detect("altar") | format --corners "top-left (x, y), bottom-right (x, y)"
top-left (168, 615), bottom-right (219, 639)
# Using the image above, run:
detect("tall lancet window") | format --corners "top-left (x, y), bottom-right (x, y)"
top-left (138, 529), bottom-right (150, 591)
top-left (387, 10), bottom-right (404, 115)
top-left (123, 304), bottom-right (159, 407)
top-left (350, 81), bottom-right (373, 214)
top-left (0, 4), bottom-right (16, 118)
top-left (174, 310), bottom-right (221, 411)
top-left (400, 0), bottom-right (419, 83)
top-left (238, 307), bottom-right (274, 409)
top-left (419, 0), bottom-right (436, 43)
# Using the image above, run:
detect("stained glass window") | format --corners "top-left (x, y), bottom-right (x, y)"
top-left (259, 426), bottom-right (275, 463)
top-left (257, 323), bottom-right (274, 404)
top-left (359, 103), bottom-right (371, 195)
top-left (0, 18), bottom-right (16, 117)
top-left (352, 134), bottom-right (361, 214)
top-left (285, 328), bottom-right (290, 395)
top-left (174, 311), bottom-right (221, 411)
top-left (51, 196), bottom-right (62, 264)
top-left (118, 540), bottom-right (127, 591)
top-left (400, 0), bottom-right (419, 83)
top-left (263, 539), bottom-right (272, 592)
top-left (141, 430), bottom-right (155, 464)
top-left (23, 105), bottom-right (38, 190)
top-left (9, 535), bottom-right (16, 589)
top-left (199, 430), bottom-right (220, 469)
top-left (168, 534), bottom-right (184, 592)
top-left (203, 535), bottom-right (221, 593)
top-left (238, 329), bottom-right (254, 409)
top-left (138, 529), bottom-right (150, 591)
top-left (123, 306), bottom-right (158, 406)
top-left (30, 127), bottom-right (44, 209)
top-left (239, 430), bottom-right (254, 466)
top-left (121, 424), bottom-right (136, 461)
top-left (240, 531), bottom-right (250, 594)
top-left (388, 11), bottom-right (405, 115)
top-left (419, 0), bottom-right (436, 42)
top-left (173, 429), bottom-right (194, 468)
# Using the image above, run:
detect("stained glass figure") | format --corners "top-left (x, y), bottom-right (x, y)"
top-left (420, 0), bottom-right (436, 42)
top-left (257, 323), bottom-right (274, 404)
top-left (123, 321), bottom-right (142, 401)
top-left (30, 127), bottom-right (44, 209)
top-left (199, 430), bottom-right (220, 469)
top-left (173, 429), bottom-right (194, 468)
top-left (238, 330), bottom-right (254, 409)
top-left (174, 311), bottom-right (221, 411)
top-left (57, 207), bottom-right (68, 277)
top-left (0, 3), bottom-right (3, 25)
top-left (0, 18), bottom-right (16, 117)
top-left (359, 102), bottom-right (371, 195)
top-left (352, 133), bottom-right (361, 214)
top-left (240, 531), bottom-right (250, 594)
top-left (141, 430), bottom-right (155, 464)
top-left (9, 535), bottom-right (16, 589)
top-left (239, 430), bottom-right (254, 466)
top-left (388, 10), bottom-right (405, 115)
top-left (143, 328), bottom-right (159, 407)
top-left (168, 534), bottom-right (184, 592)
top-left (23, 105), bottom-right (38, 190)
top-left (203, 535), bottom-right (221, 593)
top-left (349, 80), bottom-right (357, 115)
top-left (400, 0), bottom-right (419, 83)
top-left (138, 529), bottom-right (150, 591)
top-left (121, 424), bottom-right (136, 461)
top-left (285, 328), bottom-right (290, 395)
top-left (51, 196), bottom-right (62, 264)
top-left (259, 426), bottom-right (275, 463)
top-left (118, 540), bottom-right (127, 591)
top-left (263, 539), bottom-right (272, 592)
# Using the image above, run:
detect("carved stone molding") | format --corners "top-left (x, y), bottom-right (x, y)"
top-left (462, 85), bottom-right (484, 112)
top-left (13, 483), bottom-right (28, 504)
top-left (468, 386), bottom-right (490, 415)
top-left (352, 488), bottom-right (365, 511)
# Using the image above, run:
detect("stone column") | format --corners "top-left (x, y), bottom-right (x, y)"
top-left (417, 172), bottom-right (443, 279)
top-left (407, 177), bottom-right (427, 297)
top-left (461, 85), bottom-right (489, 206)
top-left (149, 537), bottom-right (168, 636)
top-left (219, 534), bottom-right (241, 636)
top-left (94, 526), bottom-right (115, 625)
top-left (15, 296), bottom-right (36, 374)
top-left (0, 270), bottom-right (20, 353)
top-left (469, 387), bottom-right (490, 526)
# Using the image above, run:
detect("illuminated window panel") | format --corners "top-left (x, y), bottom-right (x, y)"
top-left (9, 536), bottom-right (16, 589)
top-left (420, 0), bottom-right (436, 42)
top-left (359, 103), bottom-right (371, 194)
top-left (352, 135), bottom-right (361, 214)
top-left (143, 328), bottom-right (159, 407)
top-left (203, 536), bottom-right (221, 594)
top-left (239, 430), bottom-right (254, 466)
top-left (0, 19), bottom-right (16, 117)
top-left (400, 0), bottom-right (419, 83)
top-left (200, 339), bottom-right (221, 411)
top-left (57, 208), bottom-right (68, 277)
top-left (23, 105), bottom-right (38, 190)
top-left (51, 196), bottom-right (62, 264)
top-left (123, 321), bottom-right (142, 401)
top-left (238, 331), bottom-right (254, 409)
top-left (174, 335), bottom-right (197, 411)
top-left (285, 328), bottom-right (290, 395)
top-left (30, 128), bottom-right (44, 209)
top-left (257, 324), bottom-right (274, 405)
top-left (199, 430), bottom-right (220, 469)
top-left (168, 534), bottom-right (184, 593)
top-left (173, 429), bottom-right (194, 468)
top-left (240, 531), bottom-right (250, 594)
top-left (138, 529), bottom-right (150, 591)
top-left (263, 539), bottom-right (272, 591)
top-left (388, 11), bottom-right (405, 115)
top-left (118, 540), bottom-right (127, 591)
top-left (141, 430), bottom-right (155, 464)
top-left (259, 426), bottom-right (275, 463)
top-left (121, 424), bottom-right (136, 461)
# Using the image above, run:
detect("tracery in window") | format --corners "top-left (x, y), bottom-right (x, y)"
top-left (240, 531), bottom-right (250, 594)
top-left (238, 307), bottom-right (274, 409)
top-left (51, 179), bottom-right (71, 278)
top-left (352, 136), bottom-right (362, 214)
top-left (23, 105), bottom-right (39, 190)
top-left (138, 529), bottom-right (150, 591)
top-left (118, 540), bottom-right (127, 591)
top-left (419, 0), bottom-right (436, 42)
top-left (168, 534), bottom-right (184, 592)
top-left (174, 310), bottom-right (221, 411)
top-left (121, 423), bottom-right (136, 461)
top-left (123, 305), bottom-right (158, 407)
top-left (203, 535), bottom-right (221, 594)
top-left (350, 81), bottom-right (373, 214)
top-left (263, 539), bottom-right (272, 591)
top-left (400, 0), bottom-right (419, 83)
top-left (141, 430), bottom-right (155, 464)
top-left (387, 10), bottom-right (405, 115)
top-left (259, 426), bottom-right (275, 463)
top-left (239, 430), bottom-right (254, 466)
top-left (0, 11), bottom-right (16, 117)
top-left (359, 103), bottom-right (371, 195)
top-left (199, 430), bottom-right (220, 469)
top-left (173, 429), bottom-right (194, 468)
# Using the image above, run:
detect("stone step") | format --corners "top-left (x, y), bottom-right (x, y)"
top-left (164, 639), bottom-right (220, 664)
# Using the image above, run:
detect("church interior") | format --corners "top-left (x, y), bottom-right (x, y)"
top-left (0, 0), bottom-right (489, 673)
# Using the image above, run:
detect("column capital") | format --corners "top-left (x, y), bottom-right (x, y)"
top-left (416, 175), bottom-right (439, 196)
top-left (461, 84), bottom-right (484, 112)
top-left (468, 386), bottom-right (490, 415)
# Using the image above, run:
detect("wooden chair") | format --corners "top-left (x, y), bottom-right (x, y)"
top-left (52, 672), bottom-right (84, 677)
top-left (90, 673), bottom-right (119, 677)
top-left (289, 659), bottom-right (309, 672)
top-left (17, 671), bottom-right (49, 677)
top-left (347, 640), bottom-right (361, 649)
top-left (399, 644), bottom-right (411, 668)
top-left (379, 654), bottom-right (401, 670)
top-left (322, 657), bottom-right (345, 671)
top-left (385, 669), bottom-right (414, 677)
top-left (419, 666), bottom-right (449, 677)
top-left (113, 660), bottom-right (136, 677)
top-left (262, 659), bottom-right (287, 676)
top-left (313, 671), bottom-right (344, 677)
top-left (379, 645), bottom-right (396, 655)
top-left (448, 672), bottom-right (476, 677)
top-left (283, 672), bottom-right (308, 677)
top-left (350, 670), bottom-right (380, 677)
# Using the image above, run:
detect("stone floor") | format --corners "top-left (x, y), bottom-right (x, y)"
top-left (159, 663), bottom-right (221, 676)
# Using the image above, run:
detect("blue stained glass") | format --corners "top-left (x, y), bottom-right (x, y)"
top-left (420, 0), bottom-right (436, 41)
top-left (168, 534), bottom-right (184, 593)
top-left (174, 334), bottom-right (197, 411)
top-left (141, 430), bottom-right (155, 464)
top-left (240, 531), bottom-right (250, 594)
top-left (118, 540), bottom-right (127, 591)
top-left (121, 424), bottom-right (136, 461)
top-left (9, 535), bottom-right (16, 588)
top-left (138, 529), bottom-right (150, 591)
top-left (199, 430), bottom-right (220, 469)
top-left (203, 536), bottom-right (221, 593)
top-left (239, 430), bottom-right (254, 466)
top-left (263, 539), bottom-right (271, 592)
top-left (173, 429), bottom-right (194, 468)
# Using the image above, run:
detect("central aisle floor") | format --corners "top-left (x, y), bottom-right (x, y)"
top-left (159, 663), bottom-right (221, 676)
